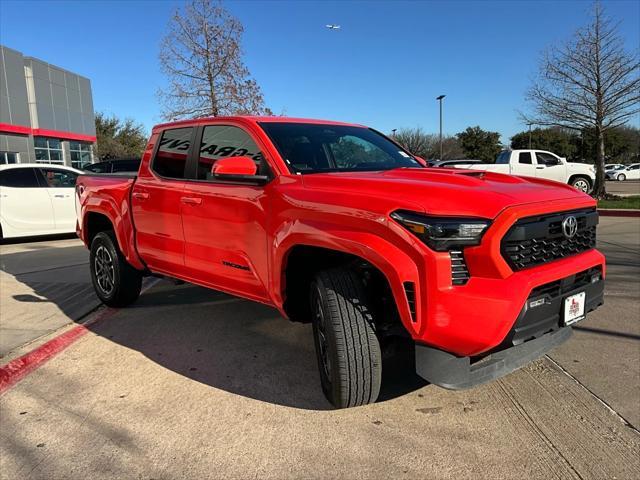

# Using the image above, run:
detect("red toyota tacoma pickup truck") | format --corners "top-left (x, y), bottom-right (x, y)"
top-left (76, 116), bottom-right (605, 408)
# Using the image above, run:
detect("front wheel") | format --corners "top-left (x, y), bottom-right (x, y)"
top-left (310, 268), bottom-right (382, 408)
top-left (90, 231), bottom-right (142, 307)
top-left (617, 173), bottom-right (626, 182)
top-left (570, 176), bottom-right (592, 193)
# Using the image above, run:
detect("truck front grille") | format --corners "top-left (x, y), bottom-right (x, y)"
top-left (501, 208), bottom-right (598, 271)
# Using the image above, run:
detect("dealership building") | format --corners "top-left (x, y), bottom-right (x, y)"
top-left (0, 45), bottom-right (96, 167)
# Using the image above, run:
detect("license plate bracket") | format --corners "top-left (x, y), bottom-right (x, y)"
top-left (563, 291), bottom-right (586, 326)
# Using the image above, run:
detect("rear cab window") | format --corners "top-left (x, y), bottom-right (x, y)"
top-left (495, 151), bottom-right (512, 164)
top-left (152, 127), bottom-right (194, 179)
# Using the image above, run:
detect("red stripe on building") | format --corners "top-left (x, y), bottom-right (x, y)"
top-left (0, 123), bottom-right (31, 135)
top-left (0, 123), bottom-right (96, 142)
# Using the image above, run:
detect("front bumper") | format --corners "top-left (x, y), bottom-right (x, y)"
top-left (415, 270), bottom-right (604, 389)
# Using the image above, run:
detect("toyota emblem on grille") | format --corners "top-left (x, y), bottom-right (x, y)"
top-left (562, 216), bottom-right (578, 239)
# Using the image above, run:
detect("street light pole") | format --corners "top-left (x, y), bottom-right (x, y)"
top-left (436, 95), bottom-right (446, 160)
top-left (528, 123), bottom-right (532, 149)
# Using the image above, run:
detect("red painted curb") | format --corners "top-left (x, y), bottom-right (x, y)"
top-left (0, 279), bottom-right (159, 395)
top-left (598, 209), bottom-right (640, 218)
top-left (0, 308), bottom-right (117, 395)
top-left (0, 325), bottom-right (89, 394)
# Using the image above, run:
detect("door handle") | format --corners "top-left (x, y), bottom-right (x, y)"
top-left (132, 191), bottom-right (150, 200)
top-left (54, 194), bottom-right (66, 198)
top-left (536, 166), bottom-right (545, 169)
top-left (181, 196), bottom-right (202, 205)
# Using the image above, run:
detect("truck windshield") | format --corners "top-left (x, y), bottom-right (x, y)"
top-left (496, 151), bottom-right (511, 164)
top-left (259, 122), bottom-right (422, 174)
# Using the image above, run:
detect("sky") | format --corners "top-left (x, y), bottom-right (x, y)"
top-left (1, 0), bottom-right (638, 142)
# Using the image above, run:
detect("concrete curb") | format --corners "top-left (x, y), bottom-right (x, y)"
top-left (0, 278), bottom-right (160, 395)
top-left (598, 209), bottom-right (640, 218)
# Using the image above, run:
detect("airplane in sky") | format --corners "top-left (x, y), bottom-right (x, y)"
top-left (325, 24), bottom-right (341, 30)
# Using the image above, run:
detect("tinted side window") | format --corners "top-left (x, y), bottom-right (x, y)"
top-left (153, 128), bottom-right (193, 179)
top-left (536, 152), bottom-right (560, 166)
top-left (39, 168), bottom-right (78, 188)
top-left (112, 160), bottom-right (140, 172)
top-left (85, 163), bottom-right (110, 173)
top-left (198, 125), bottom-right (263, 180)
top-left (518, 152), bottom-right (532, 164)
top-left (0, 168), bottom-right (40, 188)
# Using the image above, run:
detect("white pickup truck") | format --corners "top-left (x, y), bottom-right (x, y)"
top-left (459, 150), bottom-right (596, 193)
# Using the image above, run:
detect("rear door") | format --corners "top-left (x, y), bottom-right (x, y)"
top-left (37, 167), bottom-right (79, 232)
top-left (535, 151), bottom-right (567, 183)
top-left (0, 167), bottom-right (55, 236)
top-left (131, 127), bottom-right (194, 273)
top-left (180, 123), bottom-right (271, 301)
top-left (512, 151), bottom-right (537, 178)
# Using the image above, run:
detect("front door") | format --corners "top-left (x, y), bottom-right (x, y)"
top-left (37, 167), bottom-right (79, 232)
top-left (535, 151), bottom-right (567, 183)
top-left (180, 124), bottom-right (270, 301)
top-left (131, 127), bottom-right (194, 274)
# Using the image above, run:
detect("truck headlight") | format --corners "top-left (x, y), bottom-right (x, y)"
top-left (390, 210), bottom-right (490, 251)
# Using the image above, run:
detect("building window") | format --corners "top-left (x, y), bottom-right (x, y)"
top-left (69, 141), bottom-right (93, 169)
top-left (34, 137), bottom-right (64, 164)
top-left (0, 152), bottom-right (18, 164)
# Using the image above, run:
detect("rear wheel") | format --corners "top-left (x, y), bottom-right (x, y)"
top-left (310, 268), bottom-right (382, 408)
top-left (617, 173), bottom-right (626, 181)
top-left (90, 231), bottom-right (142, 307)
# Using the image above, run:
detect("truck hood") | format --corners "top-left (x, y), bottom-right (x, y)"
top-left (301, 168), bottom-right (591, 219)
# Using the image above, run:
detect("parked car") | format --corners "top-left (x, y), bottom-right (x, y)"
top-left (76, 117), bottom-right (604, 408)
top-left (459, 150), bottom-right (596, 193)
top-left (83, 158), bottom-right (141, 174)
top-left (428, 159), bottom-right (483, 168)
top-left (0, 163), bottom-right (82, 239)
top-left (607, 163), bottom-right (640, 181)
top-left (604, 163), bottom-right (625, 172)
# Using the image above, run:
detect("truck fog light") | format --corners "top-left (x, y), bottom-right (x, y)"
top-left (591, 273), bottom-right (601, 283)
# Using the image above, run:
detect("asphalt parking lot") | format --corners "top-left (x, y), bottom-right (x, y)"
top-left (1, 217), bottom-right (639, 479)
top-left (605, 179), bottom-right (640, 197)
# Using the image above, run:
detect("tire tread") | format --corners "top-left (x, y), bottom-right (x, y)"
top-left (314, 268), bottom-right (381, 408)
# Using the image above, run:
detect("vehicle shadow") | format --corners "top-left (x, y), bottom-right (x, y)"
top-left (83, 281), bottom-right (427, 411)
top-left (0, 232), bottom-right (77, 245)
top-left (1, 244), bottom-right (427, 408)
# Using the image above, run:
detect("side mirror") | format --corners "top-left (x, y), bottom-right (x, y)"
top-left (211, 156), bottom-right (270, 184)
top-left (212, 156), bottom-right (257, 176)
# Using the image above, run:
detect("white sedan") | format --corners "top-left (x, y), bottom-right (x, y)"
top-left (0, 163), bottom-right (82, 240)
top-left (609, 163), bottom-right (640, 181)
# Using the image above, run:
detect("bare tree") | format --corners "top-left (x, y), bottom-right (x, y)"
top-left (524, 1), bottom-right (639, 197)
top-left (393, 127), bottom-right (464, 160)
top-left (158, 0), bottom-right (272, 120)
